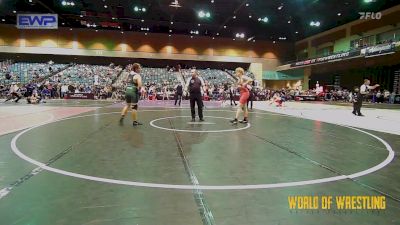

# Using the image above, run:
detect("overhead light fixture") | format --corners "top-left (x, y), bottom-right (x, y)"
top-left (287, 20), bottom-right (291, 24)
top-left (145, 33), bottom-right (148, 35)
top-left (233, 38), bottom-right (236, 41)
top-left (198, 23), bottom-right (201, 26)
top-left (233, 15), bottom-right (236, 19)
top-left (212, 37), bottom-right (215, 39)
top-left (295, 31), bottom-right (299, 34)
top-left (62, 1), bottom-right (75, 7)
top-left (337, 13), bottom-right (342, 16)
top-left (278, 5), bottom-right (283, 10)
top-left (198, 10), bottom-right (211, 18)
top-left (310, 21), bottom-right (321, 27)
top-left (190, 36), bottom-right (193, 38)
top-left (121, 31), bottom-right (124, 34)
top-left (273, 41), bottom-right (276, 43)
top-left (169, 29), bottom-right (172, 32)
top-left (247, 36), bottom-right (254, 41)
top-left (169, 0), bottom-right (182, 8)
top-left (245, 3), bottom-right (249, 7)
top-left (252, 40), bottom-right (255, 42)
top-left (13, 10), bottom-right (17, 14)
top-left (1, 19), bottom-right (5, 22)
top-left (70, 28), bottom-right (73, 31)
top-left (170, 21), bottom-right (174, 24)
top-left (95, 30), bottom-right (98, 32)
top-left (249, 15), bottom-right (252, 18)
top-left (169, 34), bottom-right (172, 37)
top-left (216, 32), bottom-right (219, 35)
top-left (223, 25), bottom-right (227, 29)
top-left (133, 6), bottom-right (146, 12)
top-left (258, 17), bottom-right (269, 23)
top-left (235, 33), bottom-right (245, 38)
top-left (211, 0), bottom-right (214, 3)
top-left (141, 19), bottom-right (144, 22)
top-left (104, 5), bottom-right (108, 8)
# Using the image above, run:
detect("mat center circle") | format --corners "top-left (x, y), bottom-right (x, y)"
top-left (149, 116), bottom-right (251, 133)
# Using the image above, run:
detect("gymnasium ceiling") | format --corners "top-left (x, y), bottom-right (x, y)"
top-left (0, 0), bottom-right (399, 42)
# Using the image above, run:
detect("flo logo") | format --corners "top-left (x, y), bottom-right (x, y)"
top-left (359, 12), bottom-right (382, 20)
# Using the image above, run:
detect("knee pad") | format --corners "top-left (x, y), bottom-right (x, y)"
top-left (131, 104), bottom-right (138, 110)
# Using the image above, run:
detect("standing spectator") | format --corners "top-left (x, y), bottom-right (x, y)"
top-left (174, 83), bottom-right (183, 106)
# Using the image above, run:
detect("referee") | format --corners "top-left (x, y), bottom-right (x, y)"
top-left (353, 79), bottom-right (379, 116)
top-left (186, 69), bottom-right (205, 122)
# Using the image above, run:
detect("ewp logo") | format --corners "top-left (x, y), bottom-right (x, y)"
top-left (17, 14), bottom-right (58, 29)
top-left (359, 12), bottom-right (382, 20)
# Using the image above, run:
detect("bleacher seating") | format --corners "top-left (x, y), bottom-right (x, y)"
top-left (0, 62), bottom-right (67, 85)
top-left (50, 64), bottom-right (121, 86)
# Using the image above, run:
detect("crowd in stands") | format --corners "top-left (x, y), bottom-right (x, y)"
top-left (1, 61), bottom-right (398, 105)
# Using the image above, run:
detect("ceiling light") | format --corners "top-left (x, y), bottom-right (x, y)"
top-left (13, 10), bottom-right (17, 13)
top-left (198, 23), bottom-right (201, 26)
top-left (145, 33), bottom-right (147, 35)
top-left (245, 3), bottom-right (249, 6)
top-left (206, 12), bottom-right (211, 18)
top-left (310, 21), bottom-right (321, 27)
top-left (198, 11), bottom-right (205, 18)
top-left (259, 17), bottom-right (269, 23)
top-left (80, 15), bottom-right (83, 18)
top-left (216, 33), bottom-right (219, 35)
top-left (142, 8), bottom-right (146, 12)
top-left (273, 41), bottom-right (276, 43)
top-left (134, 6), bottom-right (139, 11)
top-left (211, 0), bottom-right (214, 3)
top-left (169, 29), bottom-right (172, 32)
top-left (71, 2), bottom-right (75, 6)
top-left (287, 20), bottom-right (291, 24)
top-left (86, 23), bottom-right (90, 27)
top-left (249, 15), bottom-right (252, 18)
top-left (1, 19), bottom-right (5, 22)
top-left (171, 21), bottom-right (174, 24)
top-left (141, 19), bottom-right (144, 22)
top-left (253, 40), bottom-right (255, 42)
top-left (295, 31), bottom-right (299, 34)
top-left (121, 31), bottom-right (124, 34)
top-left (169, 34), bottom-right (171, 37)
top-left (233, 38), bottom-right (236, 41)
top-left (233, 15), bottom-right (236, 19)
top-left (70, 28), bottom-right (73, 31)
top-left (190, 36), bottom-right (193, 38)
top-left (278, 5), bottom-right (283, 10)
top-left (337, 13), bottom-right (342, 16)
top-left (212, 37), bottom-right (215, 39)
top-left (223, 25), bottom-right (227, 29)
top-left (104, 5), bottom-right (107, 8)
top-left (62, 1), bottom-right (67, 6)
top-left (95, 30), bottom-right (98, 32)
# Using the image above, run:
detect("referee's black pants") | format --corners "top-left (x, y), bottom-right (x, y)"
top-left (190, 93), bottom-right (203, 119)
top-left (353, 94), bottom-right (364, 115)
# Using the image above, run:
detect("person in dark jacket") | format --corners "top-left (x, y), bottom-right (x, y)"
top-left (185, 69), bottom-right (205, 122)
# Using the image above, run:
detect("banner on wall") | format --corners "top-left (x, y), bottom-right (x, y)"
top-left (362, 43), bottom-right (396, 58)
top-left (17, 14), bottom-right (58, 29)
top-left (290, 50), bottom-right (360, 68)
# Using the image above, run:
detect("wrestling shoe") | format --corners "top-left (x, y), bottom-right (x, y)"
top-left (133, 121), bottom-right (143, 126)
top-left (230, 118), bottom-right (238, 124)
